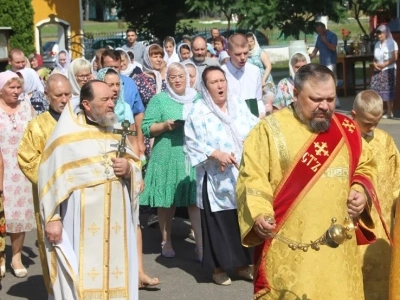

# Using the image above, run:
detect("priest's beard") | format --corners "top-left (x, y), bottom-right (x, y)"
top-left (294, 102), bottom-right (332, 133)
top-left (91, 106), bottom-right (117, 127)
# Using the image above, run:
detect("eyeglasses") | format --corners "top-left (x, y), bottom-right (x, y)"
top-left (76, 74), bottom-right (91, 80)
top-left (168, 75), bottom-right (185, 82)
top-left (9, 114), bottom-right (17, 129)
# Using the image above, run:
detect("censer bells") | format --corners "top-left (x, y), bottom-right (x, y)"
top-left (266, 216), bottom-right (356, 252)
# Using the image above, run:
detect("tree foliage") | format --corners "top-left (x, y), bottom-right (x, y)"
top-left (186, 0), bottom-right (241, 29)
top-left (349, 0), bottom-right (397, 37)
top-left (116, 0), bottom-right (188, 40)
top-left (0, 0), bottom-right (35, 55)
top-left (238, 0), bottom-right (348, 39)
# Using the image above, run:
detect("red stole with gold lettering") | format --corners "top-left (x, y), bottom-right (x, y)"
top-left (253, 113), bottom-right (377, 298)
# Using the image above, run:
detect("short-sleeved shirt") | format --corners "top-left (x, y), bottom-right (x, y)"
top-left (374, 39), bottom-right (399, 71)
top-left (121, 75), bottom-right (145, 115)
top-left (122, 42), bottom-right (146, 65)
top-left (315, 30), bottom-right (338, 66)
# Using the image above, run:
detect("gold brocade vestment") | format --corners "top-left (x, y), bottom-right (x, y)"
top-left (359, 129), bottom-right (400, 300)
top-left (17, 111), bottom-right (57, 295)
top-left (237, 107), bottom-right (376, 300)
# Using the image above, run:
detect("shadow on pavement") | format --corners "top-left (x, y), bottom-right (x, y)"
top-left (5, 275), bottom-right (47, 299)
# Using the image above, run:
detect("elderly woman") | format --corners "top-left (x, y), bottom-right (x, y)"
top-left (0, 71), bottom-right (36, 278)
top-left (273, 52), bottom-right (311, 111)
top-left (51, 49), bottom-right (71, 77)
top-left (0, 150), bottom-right (4, 286)
top-left (67, 58), bottom-right (92, 96)
top-left (140, 62), bottom-right (202, 260)
top-left (116, 48), bottom-right (142, 77)
top-left (371, 24), bottom-right (399, 119)
top-left (246, 33), bottom-right (274, 90)
top-left (184, 66), bottom-right (258, 285)
top-left (17, 68), bottom-right (49, 115)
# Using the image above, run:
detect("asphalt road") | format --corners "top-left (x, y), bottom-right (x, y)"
top-left (1, 97), bottom-right (400, 300)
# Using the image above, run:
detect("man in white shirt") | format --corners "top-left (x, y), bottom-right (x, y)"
top-left (221, 34), bottom-right (264, 117)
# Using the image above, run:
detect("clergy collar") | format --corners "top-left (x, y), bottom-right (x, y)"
top-left (49, 106), bottom-right (61, 121)
top-left (84, 112), bottom-right (100, 126)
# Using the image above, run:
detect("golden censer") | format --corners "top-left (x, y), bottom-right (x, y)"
top-left (265, 216), bottom-right (357, 251)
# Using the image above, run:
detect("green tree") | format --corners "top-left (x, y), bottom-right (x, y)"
top-left (0, 0), bottom-right (35, 55)
top-left (186, 0), bottom-right (241, 29)
top-left (116, 0), bottom-right (189, 40)
top-left (238, 0), bottom-right (348, 40)
top-left (349, 0), bottom-right (396, 37)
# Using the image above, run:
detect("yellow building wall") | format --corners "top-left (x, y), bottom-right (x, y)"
top-left (32, 0), bottom-right (83, 58)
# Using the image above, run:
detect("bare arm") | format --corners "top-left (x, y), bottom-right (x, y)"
top-left (378, 50), bottom-right (398, 68)
top-left (260, 51), bottom-right (272, 86)
top-left (309, 47), bottom-right (318, 59)
top-left (134, 113), bottom-right (145, 156)
top-left (127, 124), bottom-right (140, 157)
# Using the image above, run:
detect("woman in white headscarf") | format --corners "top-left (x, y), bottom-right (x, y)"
top-left (140, 62), bottom-right (202, 260)
top-left (17, 68), bottom-right (49, 115)
top-left (371, 24), bottom-right (399, 119)
top-left (177, 43), bottom-right (192, 62)
top-left (67, 58), bottom-right (92, 96)
top-left (246, 32), bottom-right (274, 89)
top-left (182, 61), bottom-right (199, 90)
top-left (273, 51), bottom-right (310, 111)
top-left (115, 48), bottom-right (142, 77)
top-left (184, 65), bottom-right (258, 286)
top-left (50, 49), bottom-right (71, 77)
top-left (163, 36), bottom-right (180, 65)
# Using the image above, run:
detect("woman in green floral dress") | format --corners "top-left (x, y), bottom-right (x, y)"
top-left (140, 62), bottom-right (203, 260)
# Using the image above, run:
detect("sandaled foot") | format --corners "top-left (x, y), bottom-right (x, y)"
top-left (236, 265), bottom-right (253, 281)
top-left (139, 273), bottom-right (160, 289)
top-left (212, 272), bottom-right (231, 286)
top-left (11, 263), bottom-right (27, 278)
top-left (161, 241), bottom-right (175, 258)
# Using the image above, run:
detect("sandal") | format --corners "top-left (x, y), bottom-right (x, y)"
top-left (139, 274), bottom-right (160, 289)
top-left (212, 272), bottom-right (231, 286)
top-left (161, 241), bottom-right (175, 258)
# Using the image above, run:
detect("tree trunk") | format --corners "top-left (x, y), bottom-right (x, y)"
top-left (95, 2), bottom-right (104, 22)
top-left (85, 0), bottom-right (90, 21)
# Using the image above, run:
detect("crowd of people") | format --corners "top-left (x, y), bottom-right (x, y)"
top-left (0, 23), bottom-right (398, 300)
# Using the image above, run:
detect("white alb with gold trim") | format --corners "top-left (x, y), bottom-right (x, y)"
top-left (38, 101), bottom-right (141, 300)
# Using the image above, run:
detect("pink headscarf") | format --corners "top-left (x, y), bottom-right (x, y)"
top-left (0, 70), bottom-right (18, 91)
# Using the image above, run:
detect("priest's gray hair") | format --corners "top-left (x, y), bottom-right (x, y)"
top-left (294, 63), bottom-right (336, 92)
top-left (79, 80), bottom-right (106, 109)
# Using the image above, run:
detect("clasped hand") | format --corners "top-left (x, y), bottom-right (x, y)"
top-left (45, 220), bottom-right (62, 244)
top-left (111, 157), bottom-right (131, 177)
top-left (347, 189), bottom-right (366, 218)
top-left (211, 150), bottom-right (239, 172)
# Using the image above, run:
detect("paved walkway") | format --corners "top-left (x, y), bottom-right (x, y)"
top-left (1, 97), bottom-right (400, 300)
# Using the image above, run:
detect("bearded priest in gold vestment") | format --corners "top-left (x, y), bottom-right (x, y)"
top-left (237, 64), bottom-right (377, 300)
top-left (38, 81), bottom-right (141, 300)
top-left (18, 74), bottom-right (72, 296)
top-left (351, 90), bottom-right (400, 300)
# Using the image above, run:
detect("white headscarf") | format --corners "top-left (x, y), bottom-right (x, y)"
top-left (248, 33), bottom-right (261, 57)
top-left (143, 44), bottom-right (163, 93)
top-left (126, 49), bottom-right (143, 70)
top-left (377, 24), bottom-right (393, 40)
top-left (218, 51), bottom-right (230, 64)
top-left (182, 60), bottom-right (200, 91)
top-left (67, 58), bottom-right (91, 96)
top-left (165, 62), bottom-right (198, 119)
top-left (177, 43), bottom-right (192, 62)
top-left (115, 47), bottom-right (136, 76)
top-left (55, 49), bottom-right (71, 75)
top-left (90, 56), bottom-right (97, 76)
top-left (17, 68), bottom-right (45, 93)
top-left (289, 51), bottom-right (311, 78)
top-left (163, 37), bottom-right (180, 65)
top-left (199, 82), bottom-right (242, 153)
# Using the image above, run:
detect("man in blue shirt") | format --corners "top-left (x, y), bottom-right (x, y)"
top-left (101, 49), bottom-right (145, 154)
top-left (310, 22), bottom-right (340, 107)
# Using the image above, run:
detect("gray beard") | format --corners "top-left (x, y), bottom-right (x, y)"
top-left (294, 103), bottom-right (332, 133)
top-left (193, 56), bottom-right (205, 63)
top-left (91, 105), bottom-right (117, 127)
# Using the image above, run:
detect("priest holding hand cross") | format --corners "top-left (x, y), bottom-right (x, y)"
top-left (38, 80), bottom-right (143, 300)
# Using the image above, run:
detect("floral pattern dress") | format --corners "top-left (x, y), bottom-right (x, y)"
top-left (273, 77), bottom-right (295, 110)
top-left (0, 100), bottom-right (34, 233)
top-left (248, 48), bottom-right (274, 87)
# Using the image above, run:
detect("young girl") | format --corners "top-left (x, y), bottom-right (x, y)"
top-left (163, 36), bottom-right (180, 65)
